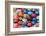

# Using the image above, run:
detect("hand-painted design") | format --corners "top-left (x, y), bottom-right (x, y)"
top-left (13, 8), bottom-right (39, 28)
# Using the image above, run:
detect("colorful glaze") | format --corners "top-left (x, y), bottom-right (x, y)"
top-left (13, 8), bottom-right (39, 28)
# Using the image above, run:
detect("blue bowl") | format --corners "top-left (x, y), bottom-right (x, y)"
top-left (32, 18), bottom-right (37, 21)
top-left (24, 9), bottom-right (29, 14)
top-left (32, 21), bottom-right (36, 25)
top-left (27, 11), bottom-right (33, 15)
